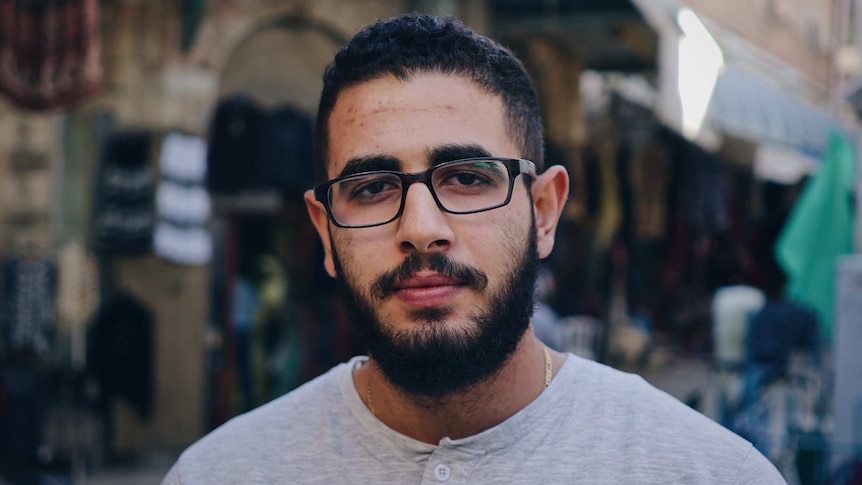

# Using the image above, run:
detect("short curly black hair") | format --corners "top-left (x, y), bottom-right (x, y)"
top-left (314, 14), bottom-right (544, 181)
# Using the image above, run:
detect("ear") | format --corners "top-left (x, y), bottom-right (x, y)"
top-left (531, 165), bottom-right (569, 259)
top-left (304, 189), bottom-right (337, 277)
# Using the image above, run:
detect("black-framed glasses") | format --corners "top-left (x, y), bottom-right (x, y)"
top-left (314, 157), bottom-right (537, 228)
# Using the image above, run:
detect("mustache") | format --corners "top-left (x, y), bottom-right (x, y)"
top-left (370, 252), bottom-right (488, 300)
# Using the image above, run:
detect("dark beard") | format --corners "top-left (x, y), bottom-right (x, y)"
top-left (331, 224), bottom-right (538, 400)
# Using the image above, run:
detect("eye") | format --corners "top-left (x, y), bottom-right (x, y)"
top-left (436, 162), bottom-right (505, 190)
top-left (448, 171), bottom-right (488, 187)
top-left (343, 176), bottom-right (400, 203)
top-left (355, 180), bottom-right (394, 196)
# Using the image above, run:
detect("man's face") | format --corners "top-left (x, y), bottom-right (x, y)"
top-left (308, 73), bottom-right (539, 398)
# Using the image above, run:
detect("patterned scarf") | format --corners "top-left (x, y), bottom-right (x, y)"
top-left (0, 0), bottom-right (102, 111)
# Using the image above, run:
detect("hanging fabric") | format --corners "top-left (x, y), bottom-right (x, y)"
top-left (589, 118), bottom-right (623, 253)
top-left (180, 0), bottom-right (205, 52)
top-left (86, 291), bottom-right (154, 421)
top-left (206, 94), bottom-right (270, 194)
top-left (629, 141), bottom-right (670, 241)
top-left (0, 252), bottom-right (57, 362)
top-left (91, 131), bottom-right (155, 255)
top-left (776, 129), bottom-right (856, 343)
top-left (0, 0), bottom-right (102, 111)
top-left (206, 94), bottom-right (316, 199)
top-left (267, 104), bottom-right (315, 201)
top-left (154, 131), bottom-right (212, 265)
top-left (679, 143), bottom-right (729, 233)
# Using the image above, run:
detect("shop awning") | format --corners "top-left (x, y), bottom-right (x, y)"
top-left (628, 0), bottom-right (840, 170)
top-left (490, 0), bottom-right (842, 181)
top-left (709, 56), bottom-right (836, 161)
top-left (490, 0), bottom-right (659, 72)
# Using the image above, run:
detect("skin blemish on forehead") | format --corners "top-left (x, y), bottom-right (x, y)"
top-left (369, 106), bottom-right (396, 115)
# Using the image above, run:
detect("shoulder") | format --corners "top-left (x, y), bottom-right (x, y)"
top-left (560, 355), bottom-right (713, 422)
top-left (163, 360), bottom-right (358, 484)
top-left (559, 356), bottom-right (736, 442)
top-left (548, 355), bottom-right (785, 483)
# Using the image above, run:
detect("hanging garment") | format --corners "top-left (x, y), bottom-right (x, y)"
top-left (207, 95), bottom-right (315, 198)
top-left (155, 180), bottom-right (210, 225)
top-left (87, 292), bottom-right (154, 420)
top-left (206, 94), bottom-right (269, 194)
top-left (155, 132), bottom-right (212, 265)
top-left (0, 255), bottom-right (57, 362)
top-left (592, 136), bottom-right (622, 253)
top-left (267, 105), bottom-right (315, 201)
top-left (629, 141), bottom-right (670, 241)
top-left (159, 132), bottom-right (207, 184)
top-left (55, 240), bottom-right (99, 334)
top-left (91, 131), bottom-right (155, 255)
top-left (153, 222), bottom-right (212, 266)
top-left (679, 143), bottom-right (729, 233)
top-left (55, 241), bottom-right (98, 371)
top-left (0, 0), bottom-right (102, 111)
top-left (0, 365), bottom-right (49, 483)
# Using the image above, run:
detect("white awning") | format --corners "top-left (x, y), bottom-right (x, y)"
top-left (709, 50), bottom-right (836, 161)
top-left (629, 0), bottom-right (840, 167)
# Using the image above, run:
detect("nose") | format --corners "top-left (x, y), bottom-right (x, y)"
top-left (395, 182), bottom-right (455, 253)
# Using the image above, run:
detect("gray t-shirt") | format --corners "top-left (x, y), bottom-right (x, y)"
top-left (163, 354), bottom-right (786, 484)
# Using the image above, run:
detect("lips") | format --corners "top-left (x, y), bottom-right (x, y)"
top-left (392, 273), bottom-right (463, 307)
top-left (370, 252), bottom-right (488, 302)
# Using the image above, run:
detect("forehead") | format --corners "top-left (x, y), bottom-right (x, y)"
top-left (325, 73), bottom-right (518, 177)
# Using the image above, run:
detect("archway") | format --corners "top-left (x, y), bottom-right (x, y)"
top-left (206, 15), bottom-right (352, 427)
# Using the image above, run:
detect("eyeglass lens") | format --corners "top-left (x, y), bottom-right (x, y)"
top-left (327, 159), bottom-right (512, 227)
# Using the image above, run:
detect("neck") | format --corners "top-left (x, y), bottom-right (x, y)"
top-left (355, 332), bottom-right (558, 444)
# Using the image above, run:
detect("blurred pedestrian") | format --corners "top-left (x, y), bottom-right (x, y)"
top-left (231, 272), bottom-right (258, 412)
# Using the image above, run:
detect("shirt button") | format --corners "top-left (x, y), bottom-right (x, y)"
top-left (434, 464), bottom-right (451, 481)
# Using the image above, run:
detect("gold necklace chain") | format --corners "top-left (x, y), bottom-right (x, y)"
top-left (543, 346), bottom-right (552, 388)
top-left (366, 347), bottom-right (553, 416)
top-left (367, 372), bottom-right (375, 416)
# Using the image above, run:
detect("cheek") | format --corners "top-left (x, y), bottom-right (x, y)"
top-left (331, 230), bottom-right (391, 281)
top-left (459, 210), bottom-right (531, 275)
top-left (499, 218), bottom-right (532, 272)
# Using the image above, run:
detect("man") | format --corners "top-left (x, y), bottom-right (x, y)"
top-left (164, 14), bottom-right (785, 484)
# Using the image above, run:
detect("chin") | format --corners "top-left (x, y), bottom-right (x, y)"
top-left (331, 216), bottom-right (539, 398)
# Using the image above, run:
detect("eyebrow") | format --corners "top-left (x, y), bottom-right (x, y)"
top-left (428, 144), bottom-right (493, 166)
top-left (336, 143), bottom-right (494, 178)
top-left (338, 155), bottom-right (401, 178)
